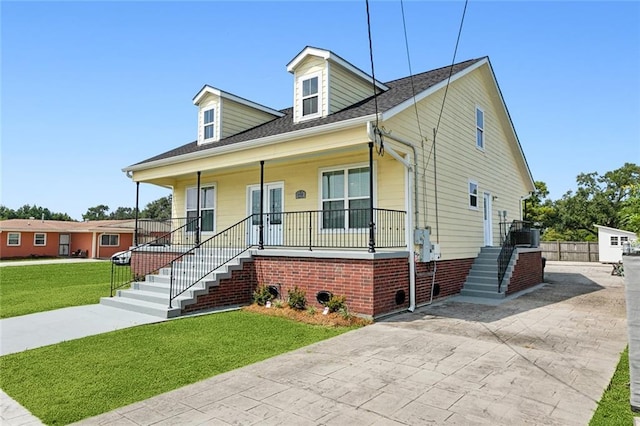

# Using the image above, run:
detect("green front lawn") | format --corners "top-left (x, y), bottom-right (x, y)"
top-left (0, 310), bottom-right (353, 425)
top-left (0, 262), bottom-right (111, 318)
top-left (590, 346), bottom-right (636, 425)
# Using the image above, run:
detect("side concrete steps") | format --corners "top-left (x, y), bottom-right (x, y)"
top-left (100, 251), bottom-right (253, 318)
top-left (460, 246), bottom-right (513, 300)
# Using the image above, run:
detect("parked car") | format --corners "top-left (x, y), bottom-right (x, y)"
top-left (111, 250), bottom-right (131, 265)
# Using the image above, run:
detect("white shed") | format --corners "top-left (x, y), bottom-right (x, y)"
top-left (595, 225), bottom-right (638, 263)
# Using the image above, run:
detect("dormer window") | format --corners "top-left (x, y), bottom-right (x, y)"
top-left (302, 76), bottom-right (319, 116)
top-left (204, 108), bottom-right (215, 140)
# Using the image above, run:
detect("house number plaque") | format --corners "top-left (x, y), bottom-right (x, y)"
top-left (295, 190), bottom-right (306, 199)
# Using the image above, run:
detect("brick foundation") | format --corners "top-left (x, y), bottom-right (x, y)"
top-left (507, 251), bottom-right (543, 295)
top-left (131, 250), bottom-right (185, 278)
top-left (182, 260), bottom-right (256, 314)
top-left (415, 258), bottom-right (475, 305)
top-left (176, 253), bottom-right (484, 318)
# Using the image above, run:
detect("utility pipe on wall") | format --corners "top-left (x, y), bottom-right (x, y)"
top-left (367, 122), bottom-right (417, 312)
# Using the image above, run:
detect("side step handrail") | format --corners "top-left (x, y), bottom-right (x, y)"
top-left (110, 217), bottom-right (198, 296)
top-left (168, 215), bottom-right (254, 307)
top-left (497, 220), bottom-right (531, 292)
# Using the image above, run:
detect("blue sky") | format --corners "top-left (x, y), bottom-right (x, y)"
top-left (2, 1), bottom-right (639, 220)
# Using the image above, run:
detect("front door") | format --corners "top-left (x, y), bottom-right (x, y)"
top-left (483, 192), bottom-right (493, 246)
top-left (248, 183), bottom-right (283, 246)
top-left (59, 234), bottom-right (70, 256)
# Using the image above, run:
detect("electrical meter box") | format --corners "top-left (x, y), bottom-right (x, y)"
top-left (413, 228), bottom-right (432, 262)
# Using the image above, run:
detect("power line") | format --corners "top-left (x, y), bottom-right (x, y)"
top-left (434, 0), bottom-right (469, 138)
top-left (365, 0), bottom-right (380, 132)
top-left (400, 0), bottom-right (424, 144)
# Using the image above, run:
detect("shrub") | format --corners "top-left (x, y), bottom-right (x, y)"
top-left (287, 286), bottom-right (306, 310)
top-left (326, 294), bottom-right (347, 313)
top-left (273, 300), bottom-right (284, 309)
top-left (307, 306), bottom-right (317, 315)
top-left (253, 285), bottom-right (274, 306)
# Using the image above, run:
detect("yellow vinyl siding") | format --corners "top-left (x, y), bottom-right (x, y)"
top-left (170, 149), bottom-right (404, 234)
top-left (328, 62), bottom-right (375, 113)
top-left (382, 64), bottom-right (532, 259)
top-left (220, 98), bottom-right (279, 139)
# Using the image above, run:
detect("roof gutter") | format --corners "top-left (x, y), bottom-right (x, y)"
top-left (124, 114), bottom-right (377, 173)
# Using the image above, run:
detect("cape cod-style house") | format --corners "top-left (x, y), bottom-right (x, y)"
top-left (101, 46), bottom-right (543, 319)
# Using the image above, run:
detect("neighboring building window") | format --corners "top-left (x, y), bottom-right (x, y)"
top-left (186, 185), bottom-right (215, 233)
top-left (101, 234), bottom-right (119, 246)
top-left (321, 166), bottom-right (370, 229)
top-left (34, 233), bottom-right (46, 246)
top-left (621, 236), bottom-right (629, 243)
top-left (204, 108), bottom-right (215, 140)
top-left (610, 236), bottom-right (619, 246)
top-left (469, 181), bottom-right (479, 209)
top-left (299, 74), bottom-right (321, 119)
top-left (7, 232), bottom-right (20, 246)
top-left (476, 107), bottom-right (484, 149)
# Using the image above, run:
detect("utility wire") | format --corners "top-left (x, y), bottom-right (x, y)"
top-left (400, 0), bottom-right (424, 143)
top-left (434, 0), bottom-right (469, 138)
top-left (365, 0), bottom-right (383, 155)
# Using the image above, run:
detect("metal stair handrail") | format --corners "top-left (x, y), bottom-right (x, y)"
top-left (110, 217), bottom-right (199, 297)
top-left (169, 215), bottom-right (254, 307)
top-left (497, 220), bottom-right (531, 292)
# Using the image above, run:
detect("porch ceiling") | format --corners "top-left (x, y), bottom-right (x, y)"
top-left (133, 142), bottom-right (370, 186)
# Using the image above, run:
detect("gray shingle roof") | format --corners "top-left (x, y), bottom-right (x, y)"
top-left (133, 57), bottom-right (485, 166)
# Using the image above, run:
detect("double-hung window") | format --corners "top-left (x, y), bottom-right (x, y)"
top-left (301, 75), bottom-right (319, 117)
top-left (469, 180), bottom-right (479, 209)
top-left (611, 236), bottom-right (619, 246)
top-left (186, 185), bottom-right (215, 233)
top-left (321, 166), bottom-right (370, 230)
top-left (7, 232), bottom-right (20, 246)
top-left (204, 109), bottom-right (215, 140)
top-left (476, 107), bottom-right (484, 149)
top-left (34, 233), bottom-right (46, 246)
top-left (101, 234), bottom-right (119, 246)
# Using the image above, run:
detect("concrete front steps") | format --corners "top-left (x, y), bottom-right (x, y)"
top-left (100, 250), bottom-right (253, 318)
top-left (460, 246), bottom-right (512, 300)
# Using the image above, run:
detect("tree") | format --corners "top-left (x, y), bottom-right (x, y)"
top-left (525, 181), bottom-right (558, 233)
top-left (0, 204), bottom-right (74, 221)
top-left (554, 163), bottom-right (640, 238)
top-left (82, 205), bottom-right (110, 221)
top-left (141, 195), bottom-right (172, 220)
top-left (109, 207), bottom-right (136, 220)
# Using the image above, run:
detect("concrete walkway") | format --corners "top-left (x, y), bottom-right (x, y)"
top-left (1, 262), bottom-right (629, 425)
top-left (0, 258), bottom-right (105, 267)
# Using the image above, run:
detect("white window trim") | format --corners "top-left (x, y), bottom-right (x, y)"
top-left (185, 183), bottom-right (217, 234)
top-left (318, 162), bottom-right (376, 232)
top-left (476, 106), bottom-right (485, 151)
top-left (34, 233), bottom-right (47, 246)
top-left (297, 71), bottom-right (323, 121)
top-left (469, 180), bottom-right (479, 210)
top-left (100, 234), bottom-right (120, 247)
top-left (203, 108), bottom-right (216, 141)
top-left (7, 232), bottom-right (21, 246)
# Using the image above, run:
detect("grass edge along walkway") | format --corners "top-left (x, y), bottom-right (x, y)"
top-left (0, 262), bottom-right (112, 318)
top-left (590, 346), bottom-right (636, 425)
top-left (0, 310), bottom-right (356, 425)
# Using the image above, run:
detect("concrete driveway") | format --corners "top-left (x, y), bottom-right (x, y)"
top-left (64, 261), bottom-right (627, 425)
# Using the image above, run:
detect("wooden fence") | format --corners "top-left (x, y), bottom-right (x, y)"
top-left (539, 241), bottom-right (599, 262)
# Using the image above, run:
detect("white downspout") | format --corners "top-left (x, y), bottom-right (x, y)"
top-left (367, 121), bottom-right (416, 312)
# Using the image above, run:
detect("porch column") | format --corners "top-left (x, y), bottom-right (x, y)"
top-left (259, 160), bottom-right (264, 250)
top-left (368, 142), bottom-right (376, 253)
top-left (196, 171), bottom-right (201, 245)
top-left (134, 181), bottom-right (139, 246)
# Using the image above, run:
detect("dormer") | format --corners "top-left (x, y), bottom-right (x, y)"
top-left (193, 85), bottom-right (284, 145)
top-left (287, 46), bottom-right (388, 124)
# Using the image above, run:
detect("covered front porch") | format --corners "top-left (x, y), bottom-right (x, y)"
top-left (104, 139), bottom-right (415, 318)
